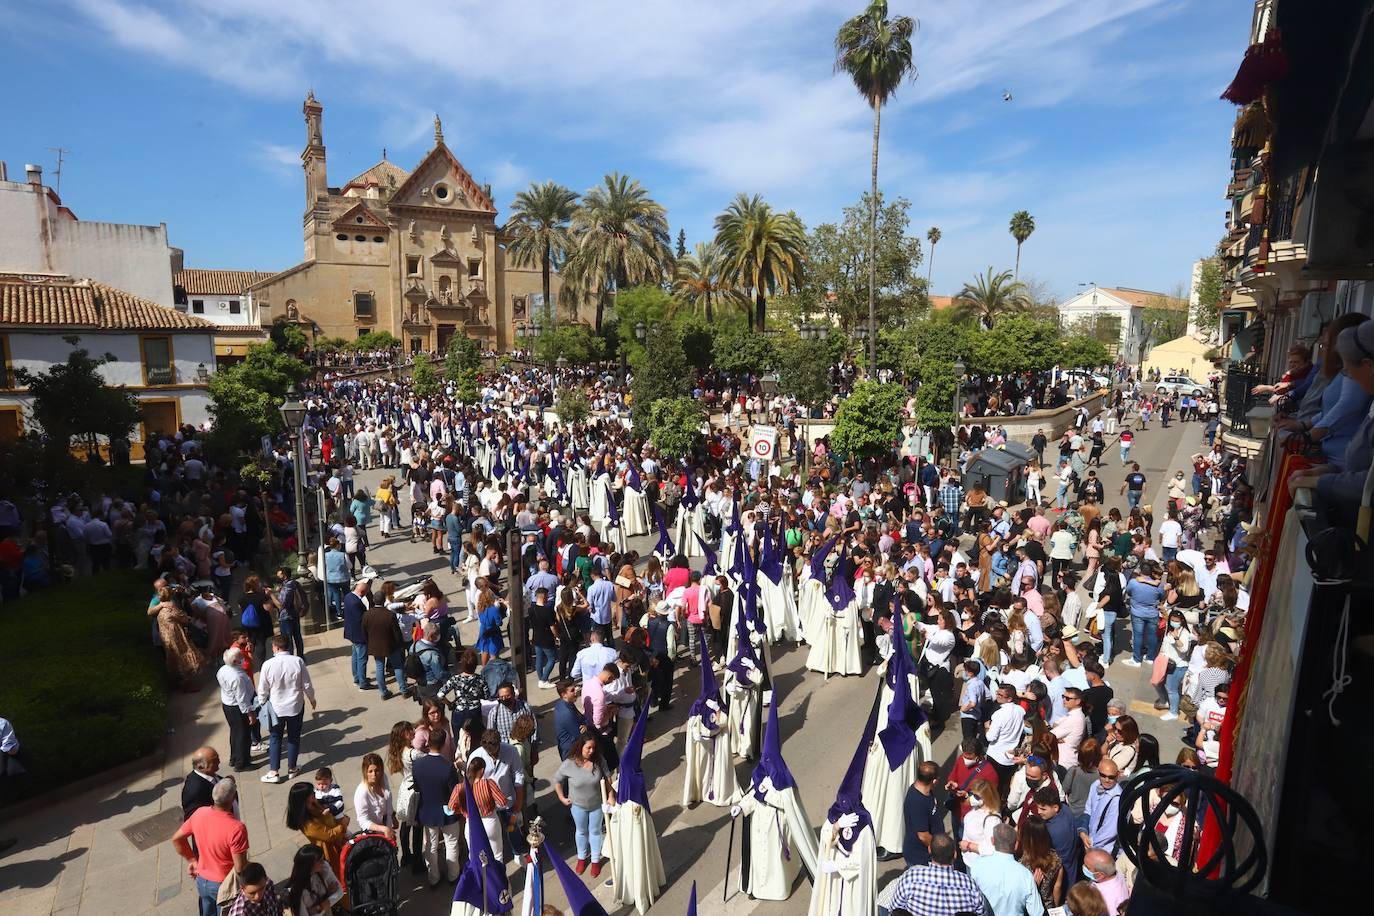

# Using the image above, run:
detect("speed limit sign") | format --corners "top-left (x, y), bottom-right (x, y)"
top-left (750, 425), bottom-right (777, 461)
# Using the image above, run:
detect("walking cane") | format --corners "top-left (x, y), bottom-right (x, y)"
top-left (723, 813), bottom-right (736, 903)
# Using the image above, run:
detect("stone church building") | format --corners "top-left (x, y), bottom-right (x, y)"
top-left (250, 92), bottom-right (554, 353)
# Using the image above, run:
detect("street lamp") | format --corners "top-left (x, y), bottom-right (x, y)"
top-left (634, 321), bottom-right (647, 342)
top-left (278, 388), bottom-right (311, 579)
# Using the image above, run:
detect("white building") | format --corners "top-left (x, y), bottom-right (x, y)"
top-left (1056, 285), bottom-right (1186, 364)
top-left (0, 273), bottom-right (217, 459)
top-left (0, 162), bottom-right (177, 307)
top-left (173, 268), bottom-right (274, 366)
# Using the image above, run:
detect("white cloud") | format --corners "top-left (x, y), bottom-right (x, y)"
top-left (485, 159), bottom-right (530, 194)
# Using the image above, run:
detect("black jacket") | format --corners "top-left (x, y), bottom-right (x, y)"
top-left (181, 772), bottom-right (215, 821)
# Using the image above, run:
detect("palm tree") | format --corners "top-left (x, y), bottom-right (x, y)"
top-left (672, 241), bottom-right (746, 322)
top-left (504, 181), bottom-right (578, 325)
top-left (566, 172), bottom-right (673, 331)
top-left (713, 193), bottom-right (806, 331)
top-left (925, 226), bottom-right (941, 287)
top-left (954, 267), bottom-right (1030, 328)
top-left (1009, 210), bottom-right (1035, 281)
top-left (835, 0), bottom-right (917, 369)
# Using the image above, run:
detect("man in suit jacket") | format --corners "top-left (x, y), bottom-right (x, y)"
top-left (181, 746), bottom-right (221, 820)
top-left (412, 729), bottom-right (460, 887)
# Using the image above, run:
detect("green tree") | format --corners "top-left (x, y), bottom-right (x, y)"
top-left (712, 328), bottom-right (780, 375)
top-left (805, 192), bottom-right (926, 333)
top-left (206, 342), bottom-right (309, 459)
top-left (672, 241), bottom-right (747, 322)
top-left (969, 317), bottom-right (1061, 375)
top-left (908, 311), bottom-right (974, 369)
top-left (830, 380), bottom-right (905, 460)
top-left (1061, 333), bottom-right (1111, 369)
top-left (925, 226), bottom-right (941, 286)
top-left (269, 317), bottom-right (309, 356)
top-left (612, 284), bottom-right (675, 367)
top-left (632, 324), bottom-right (690, 412)
top-left (444, 334), bottom-right (483, 381)
top-left (1009, 210), bottom-right (1036, 281)
top-left (677, 318), bottom-right (716, 372)
top-left (555, 388), bottom-right (591, 426)
top-left (505, 181), bottom-right (579, 325)
top-left (776, 336), bottom-right (832, 411)
top-left (410, 354), bottom-right (440, 397)
top-left (713, 193), bottom-right (806, 332)
top-left (953, 267), bottom-right (1030, 328)
top-left (835, 0), bottom-right (917, 371)
top-left (676, 228), bottom-right (688, 259)
top-left (1192, 256), bottom-right (1224, 338)
top-left (453, 368), bottom-right (480, 404)
top-left (566, 172), bottom-right (673, 331)
top-left (647, 396), bottom-right (704, 458)
top-left (14, 337), bottom-right (141, 459)
top-left (1138, 299), bottom-right (1190, 364)
top-left (912, 361), bottom-right (958, 431)
top-left (534, 325), bottom-right (605, 366)
top-left (349, 330), bottom-right (400, 351)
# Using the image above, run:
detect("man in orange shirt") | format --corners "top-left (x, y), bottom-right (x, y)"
top-left (171, 778), bottom-right (249, 916)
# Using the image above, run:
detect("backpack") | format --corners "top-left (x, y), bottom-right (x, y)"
top-left (240, 602), bottom-right (262, 629)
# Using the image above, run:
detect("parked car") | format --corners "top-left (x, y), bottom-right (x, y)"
top-left (1064, 370), bottom-right (1110, 389)
top-left (1155, 375), bottom-right (1206, 397)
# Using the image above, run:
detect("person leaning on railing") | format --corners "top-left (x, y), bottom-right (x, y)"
top-left (1275, 314), bottom-right (1372, 465)
top-left (1288, 320), bottom-right (1374, 524)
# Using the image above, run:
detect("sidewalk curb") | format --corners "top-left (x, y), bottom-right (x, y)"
top-left (2, 739), bottom-right (167, 819)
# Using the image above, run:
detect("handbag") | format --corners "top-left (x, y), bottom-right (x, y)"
top-left (1150, 651), bottom-right (1170, 686)
top-left (397, 770), bottom-right (419, 822)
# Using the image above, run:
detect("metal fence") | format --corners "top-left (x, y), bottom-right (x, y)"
top-left (1225, 363), bottom-right (1264, 435)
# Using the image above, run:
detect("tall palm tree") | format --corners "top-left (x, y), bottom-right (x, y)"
top-left (925, 225), bottom-right (941, 287)
top-left (672, 241), bottom-right (746, 322)
top-left (1009, 210), bottom-right (1035, 281)
top-left (954, 267), bottom-right (1030, 328)
top-left (713, 193), bottom-right (806, 331)
top-left (504, 181), bottom-right (578, 325)
top-left (835, 0), bottom-right (917, 370)
top-left (567, 172), bottom-right (673, 331)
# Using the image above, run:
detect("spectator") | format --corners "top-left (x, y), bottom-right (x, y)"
top-left (1078, 759), bottom-right (1122, 856)
top-left (362, 595), bottom-right (406, 700)
top-left (902, 760), bottom-right (944, 867)
top-left (888, 833), bottom-right (987, 915)
top-left (225, 861), bottom-right (284, 916)
top-left (969, 823), bottom-right (1044, 916)
top-left (257, 636), bottom-right (318, 784)
top-left (1081, 847), bottom-right (1130, 914)
top-left (353, 752), bottom-right (396, 840)
top-left (284, 844), bottom-right (343, 916)
top-left (1017, 812), bottom-right (1064, 910)
top-left (285, 782), bottom-right (348, 877)
top-left (343, 577), bottom-right (374, 692)
top-left (412, 725), bottom-right (461, 887)
top-left (554, 735), bottom-right (616, 877)
top-left (171, 776), bottom-right (248, 916)
top-left (552, 679), bottom-right (588, 760)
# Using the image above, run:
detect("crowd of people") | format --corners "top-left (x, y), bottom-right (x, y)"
top-left (0, 347), bottom-right (1277, 916)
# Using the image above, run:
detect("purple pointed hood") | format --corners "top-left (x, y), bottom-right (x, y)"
top-left (452, 776), bottom-right (513, 912)
top-left (694, 533), bottom-right (719, 577)
top-left (728, 492), bottom-right (742, 534)
top-left (491, 451), bottom-right (507, 480)
top-left (878, 602), bottom-right (926, 769)
top-left (604, 481), bottom-right (620, 528)
top-left (825, 545), bottom-right (856, 611)
top-left (626, 462), bottom-right (643, 492)
top-left (760, 517), bottom-right (783, 585)
top-left (686, 882), bottom-right (698, 916)
top-left (679, 466), bottom-right (698, 509)
top-left (808, 535), bottom-right (838, 583)
top-left (652, 504), bottom-right (674, 558)
top-left (725, 599), bottom-right (762, 681)
top-left (544, 840), bottom-right (610, 916)
top-left (688, 628), bottom-right (721, 725)
top-left (750, 686), bottom-right (797, 796)
top-left (616, 692), bottom-right (652, 809)
top-left (826, 682), bottom-right (882, 854)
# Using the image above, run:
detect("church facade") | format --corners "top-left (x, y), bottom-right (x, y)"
top-left (250, 93), bottom-right (553, 353)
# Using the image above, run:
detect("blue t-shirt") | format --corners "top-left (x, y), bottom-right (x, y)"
top-left (901, 785), bottom-right (945, 866)
top-left (1124, 578), bottom-right (1166, 619)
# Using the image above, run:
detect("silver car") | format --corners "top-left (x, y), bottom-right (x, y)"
top-left (1154, 375), bottom-right (1206, 397)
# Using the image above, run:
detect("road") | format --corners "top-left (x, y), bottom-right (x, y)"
top-left (0, 413), bottom-right (1203, 916)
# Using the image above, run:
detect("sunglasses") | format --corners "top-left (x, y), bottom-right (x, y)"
top-left (1097, 772), bottom-right (1119, 780)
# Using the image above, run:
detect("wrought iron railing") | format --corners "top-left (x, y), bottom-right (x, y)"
top-left (1225, 363), bottom-right (1264, 435)
top-left (1268, 172), bottom-right (1299, 243)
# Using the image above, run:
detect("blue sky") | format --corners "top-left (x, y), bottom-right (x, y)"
top-left (2, 0), bottom-right (1249, 301)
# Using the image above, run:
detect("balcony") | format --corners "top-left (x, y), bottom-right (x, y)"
top-left (1224, 362), bottom-right (1263, 435)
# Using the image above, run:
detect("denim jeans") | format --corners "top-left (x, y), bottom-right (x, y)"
top-left (195, 874), bottom-right (220, 916)
top-left (1120, 444), bottom-right (1131, 464)
top-left (351, 643), bottom-right (369, 686)
top-left (374, 651), bottom-right (407, 697)
top-left (1056, 485), bottom-right (1070, 509)
top-left (1165, 662), bottom-right (1188, 714)
top-left (570, 803), bottom-right (605, 862)
top-left (1131, 615), bottom-right (1159, 663)
top-left (1126, 490), bottom-right (1141, 510)
top-left (1102, 610), bottom-right (1118, 663)
top-left (1162, 546), bottom-right (1178, 563)
top-left (326, 581), bottom-right (348, 619)
top-left (280, 616), bottom-right (305, 657)
top-left (268, 711), bottom-right (303, 773)
top-left (449, 540), bottom-right (463, 574)
top-left (534, 645), bottom-right (557, 682)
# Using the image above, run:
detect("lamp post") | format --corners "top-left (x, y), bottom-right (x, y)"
top-left (278, 389), bottom-right (310, 576)
top-left (951, 356), bottom-right (967, 462)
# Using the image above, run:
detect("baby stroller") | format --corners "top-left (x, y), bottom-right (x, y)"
top-left (340, 832), bottom-right (399, 916)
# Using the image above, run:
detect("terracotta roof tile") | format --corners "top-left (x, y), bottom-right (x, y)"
top-left (1098, 287), bottom-right (1186, 309)
top-left (174, 269), bottom-right (276, 296)
top-left (0, 274), bottom-right (217, 331)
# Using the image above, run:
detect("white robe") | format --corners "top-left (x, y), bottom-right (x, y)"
top-left (797, 576), bottom-right (827, 646)
top-left (860, 675), bottom-right (934, 855)
top-left (736, 782), bottom-right (819, 901)
top-left (681, 708), bottom-right (739, 808)
top-left (759, 573), bottom-right (801, 643)
top-left (622, 485), bottom-right (651, 537)
top-left (806, 598), bottom-right (863, 677)
top-left (568, 466), bottom-right (590, 512)
top-left (674, 504), bottom-right (706, 557)
top-left (807, 822), bottom-right (876, 916)
top-left (589, 477), bottom-right (608, 522)
top-left (599, 520), bottom-right (627, 554)
top-left (724, 664), bottom-right (764, 761)
top-left (606, 800), bottom-right (665, 915)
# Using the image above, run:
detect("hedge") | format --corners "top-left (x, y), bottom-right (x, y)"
top-left (0, 571), bottom-right (167, 801)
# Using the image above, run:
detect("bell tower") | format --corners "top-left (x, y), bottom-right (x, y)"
top-left (302, 91), bottom-right (327, 209)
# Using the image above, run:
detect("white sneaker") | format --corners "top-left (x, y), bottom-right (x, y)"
top-left (1121, 659), bottom-right (1141, 668)
top-left (1160, 713), bottom-right (1178, 721)
top-left (538, 680), bottom-right (552, 689)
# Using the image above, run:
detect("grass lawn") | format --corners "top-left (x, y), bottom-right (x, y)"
top-left (0, 571), bottom-right (167, 801)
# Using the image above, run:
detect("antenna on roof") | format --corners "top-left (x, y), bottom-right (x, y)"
top-left (47, 147), bottom-right (69, 196)
top-left (382, 147), bottom-right (387, 161)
